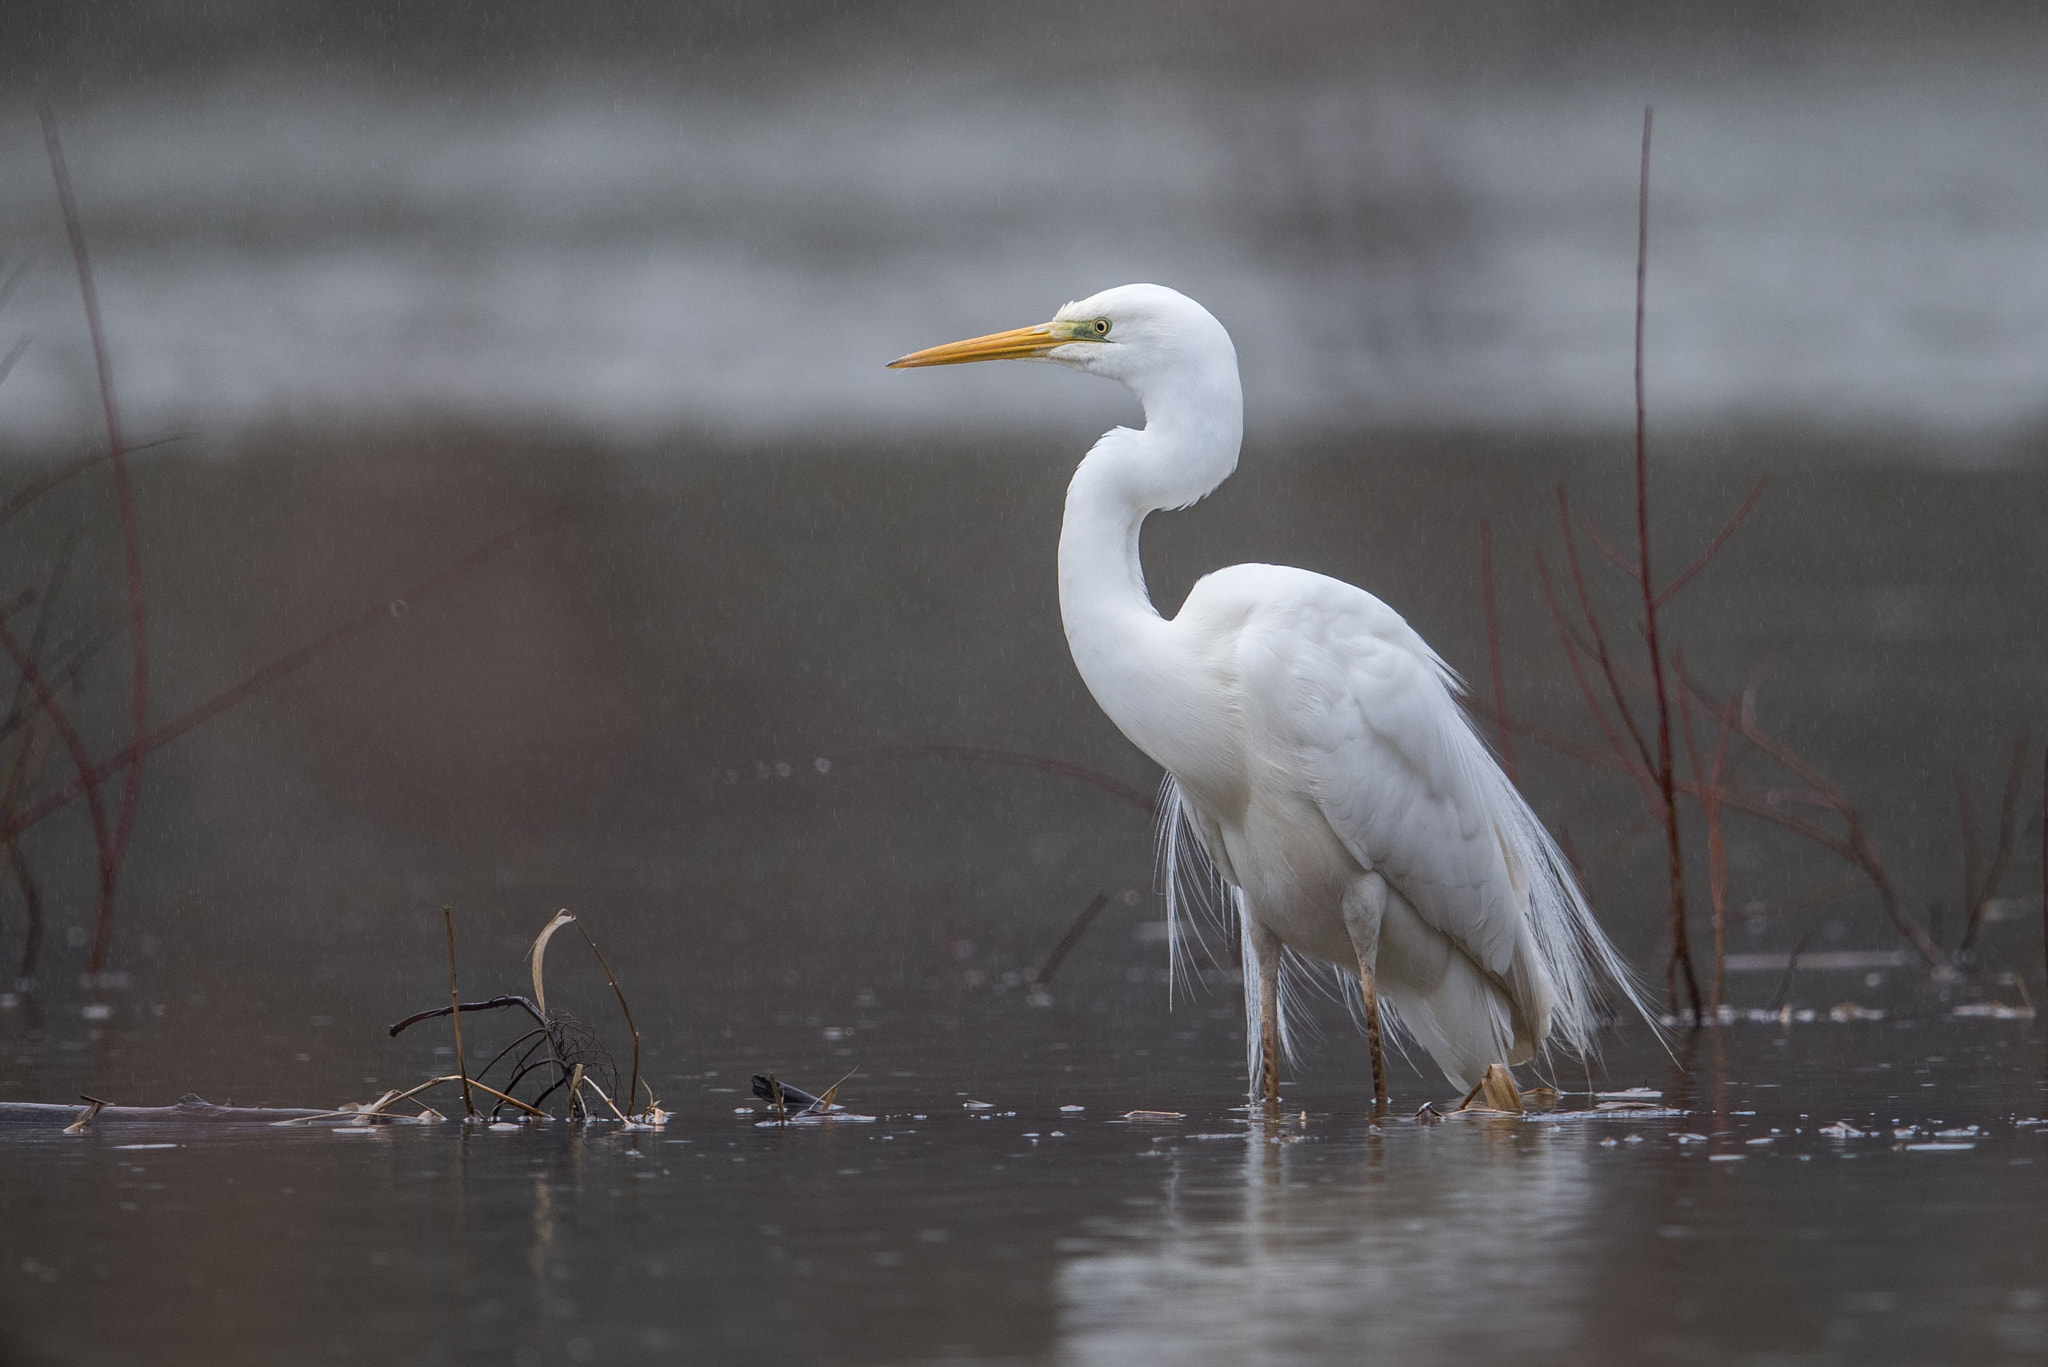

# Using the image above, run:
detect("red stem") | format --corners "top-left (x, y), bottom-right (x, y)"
top-left (1654, 478), bottom-right (1767, 610)
top-left (0, 508), bottom-right (571, 849)
top-left (41, 100), bottom-right (148, 975)
top-left (1532, 551), bottom-right (1660, 811)
top-left (1557, 489), bottom-right (1656, 778)
top-left (0, 616), bottom-right (117, 916)
top-left (1632, 105), bottom-right (1700, 1021)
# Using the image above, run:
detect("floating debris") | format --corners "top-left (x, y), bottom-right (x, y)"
top-left (1829, 1002), bottom-right (1887, 1022)
top-left (750, 1071), bottom-right (874, 1124)
top-left (1952, 1002), bottom-right (2034, 1019)
top-left (1122, 1110), bottom-right (1185, 1121)
top-left (62, 1096), bottom-right (107, 1135)
top-left (1819, 1120), bottom-right (1868, 1137)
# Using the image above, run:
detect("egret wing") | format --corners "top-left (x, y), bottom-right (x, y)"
top-left (1236, 579), bottom-right (1526, 980)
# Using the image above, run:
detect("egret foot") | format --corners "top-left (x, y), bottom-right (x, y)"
top-left (1456, 1064), bottom-right (1524, 1114)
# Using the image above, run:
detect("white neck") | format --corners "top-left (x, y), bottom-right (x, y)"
top-left (1056, 355), bottom-right (1243, 777)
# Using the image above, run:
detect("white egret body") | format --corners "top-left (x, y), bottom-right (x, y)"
top-left (891, 284), bottom-right (1644, 1105)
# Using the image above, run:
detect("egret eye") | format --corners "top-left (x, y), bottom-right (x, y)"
top-left (1093, 318), bottom-right (1111, 336)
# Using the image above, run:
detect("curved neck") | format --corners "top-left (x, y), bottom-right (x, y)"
top-left (1056, 364), bottom-right (1243, 769)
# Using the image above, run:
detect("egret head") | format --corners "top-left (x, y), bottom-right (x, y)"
top-left (887, 283), bottom-right (1235, 393)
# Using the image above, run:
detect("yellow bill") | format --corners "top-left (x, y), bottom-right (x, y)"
top-left (888, 316), bottom-right (1104, 369)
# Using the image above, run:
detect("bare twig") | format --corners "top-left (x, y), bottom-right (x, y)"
top-left (1034, 892), bottom-right (1110, 987)
top-left (0, 615), bottom-right (118, 936)
top-left (1767, 923), bottom-right (1822, 1013)
top-left (0, 435), bottom-right (183, 534)
top-left (1632, 105), bottom-right (1701, 1021)
top-left (1532, 551), bottom-right (1659, 809)
top-left (1654, 478), bottom-right (1767, 610)
top-left (1556, 491), bottom-right (1657, 781)
top-left (1576, 516), bottom-right (1642, 585)
top-left (389, 995), bottom-right (549, 1037)
top-left (0, 507), bottom-right (570, 849)
top-left (1677, 651), bottom-right (1735, 1009)
top-left (41, 99), bottom-right (149, 977)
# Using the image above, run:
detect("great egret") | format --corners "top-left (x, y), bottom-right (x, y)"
top-left (890, 284), bottom-right (1645, 1109)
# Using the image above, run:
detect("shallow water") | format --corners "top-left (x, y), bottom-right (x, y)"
top-left (0, 425), bottom-right (2042, 1360)
top-left (4, 1019), bottom-right (2046, 1365)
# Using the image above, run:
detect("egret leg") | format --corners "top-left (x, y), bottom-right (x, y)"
top-left (1358, 962), bottom-right (1389, 1111)
top-left (1248, 920), bottom-right (1284, 1115)
top-left (1343, 873), bottom-right (1391, 1113)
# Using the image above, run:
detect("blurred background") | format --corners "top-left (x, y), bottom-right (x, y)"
top-left (0, 0), bottom-right (2044, 1105)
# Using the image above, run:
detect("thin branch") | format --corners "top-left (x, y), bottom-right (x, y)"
top-left (1557, 489), bottom-right (1657, 779)
top-left (1034, 892), bottom-right (1110, 987)
top-left (1632, 104), bottom-right (1700, 1022)
top-left (1654, 478), bottom-right (1767, 610)
top-left (0, 507), bottom-right (571, 849)
top-left (388, 994), bottom-right (549, 1037)
top-left (0, 435), bottom-right (182, 534)
top-left (1533, 549), bottom-right (1659, 812)
top-left (41, 99), bottom-right (148, 976)
top-left (1577, 516), bottom-right (1643, 584)
top-left (0, 616), bottom-right (117, 919)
